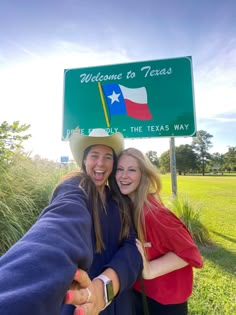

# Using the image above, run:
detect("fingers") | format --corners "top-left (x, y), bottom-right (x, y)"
top-left (73, 307), bottom-right (85, 315)
top-left (64, 287), bottom-right (94, 305)
top-left (74, 303), bottom-right (98, 315)
top-left (135, 239), bottom-right (143, 252)
top-left (73, 269), bottom-right (92, 288)
top-left (65, 269), bottom-right (94, 309)
top-left (73, 304), bottom-right (91, 315)
top-left (66, 288), bottom-right (97, 315)
top-left (135, 239), bottom-right (146, 263)
top-left (69, 280), bottom-right (81, 290)
top-left (85, 288), bottom-right (92, 303)
top-left (136, 239), bottom-right (144, 254)
top-left (73, 309), bottom-right (83, 315)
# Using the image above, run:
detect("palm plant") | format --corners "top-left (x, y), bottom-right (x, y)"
top-left (169, 198), bottom-right (212, 246)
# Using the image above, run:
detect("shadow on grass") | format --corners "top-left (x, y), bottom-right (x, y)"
top-left (211, 230), bottom-right (236, 244)
top-left (199, 237), bottom-right (236, 274)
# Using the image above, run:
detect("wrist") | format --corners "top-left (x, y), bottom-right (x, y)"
top-left (93, 275), bottom-right (114, 310)
top-left (142, 262), bottom-right (154, 280)
top-left (93, 279), bottom-right (106, 311)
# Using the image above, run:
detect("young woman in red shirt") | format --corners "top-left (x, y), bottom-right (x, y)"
top-left (116, 148), bottom-right (203, 315)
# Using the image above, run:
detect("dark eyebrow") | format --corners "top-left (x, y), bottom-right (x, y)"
top-left (105, 153), bottom-right (113, 158)
top-left (89, 150), bottom-right (113, 157)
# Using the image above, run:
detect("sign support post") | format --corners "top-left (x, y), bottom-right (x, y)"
top-left (170, 137), bottom-right (177, 198)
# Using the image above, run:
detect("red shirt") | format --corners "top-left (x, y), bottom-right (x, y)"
top-left (133, 196), bottom-right (203, 304)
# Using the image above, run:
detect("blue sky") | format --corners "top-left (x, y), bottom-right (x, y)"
top-left (1, 0), bottom-right (235, 160)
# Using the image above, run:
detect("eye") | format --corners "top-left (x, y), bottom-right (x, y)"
top-left (91, 154), bottom-right (99, 159)
top-left (105, 155), bottom-right (113, 161)
top-left (116, 167), bottom-right (123, 172)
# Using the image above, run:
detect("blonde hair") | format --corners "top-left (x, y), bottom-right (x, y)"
top-left (118, 148), bottom-right (163, 247)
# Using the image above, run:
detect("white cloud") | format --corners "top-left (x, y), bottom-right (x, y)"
top-left (1, 43), bottom-right (235, 160)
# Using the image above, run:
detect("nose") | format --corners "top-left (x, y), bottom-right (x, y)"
top-left (120, 170), bottom-right (128, 178)
top-left (96, 156), bottom-right (105, 166)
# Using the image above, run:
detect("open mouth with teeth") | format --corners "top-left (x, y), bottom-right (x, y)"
top-left (120, 181), bottom-right (132, 186)
top-left (119, 181), bottom-right (133, 190)
top-left (94, 170), bottom-right (106, 181)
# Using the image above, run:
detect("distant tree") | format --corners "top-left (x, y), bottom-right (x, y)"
top-left (159, 150), bottom-right (170, 173)
top-left (192, 130), bottom-right (213, 175)
top-left (0, 121), bottom-right (31, 164)
top-left (176, 144), bottom-right (198, 175)
top-left (209, 152), bottom-right (225, 174)
top-left (224, 146), bottom-right (236, 172)
top-left (146, 150), bottom-right (160, 168)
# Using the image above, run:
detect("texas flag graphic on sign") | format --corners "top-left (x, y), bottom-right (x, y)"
top-left (102, 83), bottom-right (152, 121)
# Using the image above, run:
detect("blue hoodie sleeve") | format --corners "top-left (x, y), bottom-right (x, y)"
top-left (0, 180), bottom-right (93, 315)
top-left (104, 225), bottom-right (143, 293)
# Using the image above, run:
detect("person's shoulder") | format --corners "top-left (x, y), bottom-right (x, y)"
top-left (145, 197), bottom-right (183, 229)
top-left (56, 176), bottom-right (80, 190)
top-left (51, 174), bottom-right (86, 200)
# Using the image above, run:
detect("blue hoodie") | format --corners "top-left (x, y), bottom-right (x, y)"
top-left (0, 176), bottom-right (142, 315)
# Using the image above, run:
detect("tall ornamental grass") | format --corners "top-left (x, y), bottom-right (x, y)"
top-left (0, 154), bottom-right (71, 255)
top-left (169, 198), bottom-right (212, 246)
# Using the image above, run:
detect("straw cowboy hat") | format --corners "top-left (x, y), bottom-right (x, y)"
top-left (69, 128), bottom-right (124, 165)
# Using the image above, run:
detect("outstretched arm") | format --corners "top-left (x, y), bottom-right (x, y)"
top-left (0, 180), bottom-right (93, 315)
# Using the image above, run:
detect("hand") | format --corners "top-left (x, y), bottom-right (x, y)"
top-left (136, 240), bottom-right (189, 279)
top-left (136, 239), bottom-right (152, 279)
top-left (64, 269), bottom-right (102, 315)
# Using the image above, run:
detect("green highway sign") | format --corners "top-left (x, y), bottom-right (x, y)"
top-left (62, 56), bottom-right (196, 139)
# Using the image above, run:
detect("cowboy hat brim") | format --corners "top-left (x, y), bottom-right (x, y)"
top-left (69, 131), bottom-right (124, 165)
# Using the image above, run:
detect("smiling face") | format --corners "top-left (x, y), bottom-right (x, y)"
top-left (83, 145), bottom-right (114, 193)
top-left (116, 154), bottom-right (142, 201)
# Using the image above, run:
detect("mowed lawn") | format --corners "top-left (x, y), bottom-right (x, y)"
top-left (160, 175), bottom-right (236, 315)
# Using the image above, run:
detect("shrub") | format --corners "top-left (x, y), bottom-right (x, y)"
top-left (168, 198), bottom-right (212, 246)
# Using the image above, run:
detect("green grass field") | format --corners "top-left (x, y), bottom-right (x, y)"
top-left (160, 175), bottom-right (236, 315)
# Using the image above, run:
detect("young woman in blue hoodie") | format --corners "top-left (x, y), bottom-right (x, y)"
top-left (0, 129), bottom-right (142, 315)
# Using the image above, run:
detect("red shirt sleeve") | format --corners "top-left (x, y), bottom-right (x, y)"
top-left (144, 201), bottom-right (203, 268)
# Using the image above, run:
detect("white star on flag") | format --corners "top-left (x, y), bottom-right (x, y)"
top-left (107, 90), bottom-right (120, 104)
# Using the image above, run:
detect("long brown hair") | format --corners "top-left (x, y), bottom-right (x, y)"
top-left (118, 148), bottom-right (163, 247)
top-left (54, 146), bottom-right (131, 253)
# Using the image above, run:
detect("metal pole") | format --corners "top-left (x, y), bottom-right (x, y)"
top-left (169, 137), bottom-right (177, 197)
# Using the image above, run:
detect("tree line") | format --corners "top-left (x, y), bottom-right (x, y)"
top-left (146, 130), bottom-right (236, 175)
top-left (0, 121), bottom-right (235, 176)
